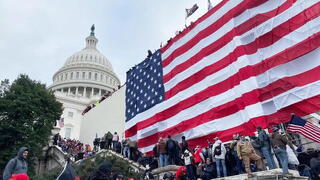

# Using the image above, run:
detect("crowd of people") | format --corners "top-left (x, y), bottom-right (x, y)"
top-left (92, 126), bottom-right (320, 180)
top-left (53, 133), bottom-right (94, 162)
top-left (4, 127), bottom-right (319, 180)
top-left (52, 126), bottom-right (320, 180)
top-left (82, 85), bottom-right (122, 115)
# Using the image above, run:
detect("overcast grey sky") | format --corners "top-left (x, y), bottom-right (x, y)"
top-left (0, 0), bottom-right (221, 86)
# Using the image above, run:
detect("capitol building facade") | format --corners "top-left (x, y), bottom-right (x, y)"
top-left (49, 25), bottom-right (120, 140)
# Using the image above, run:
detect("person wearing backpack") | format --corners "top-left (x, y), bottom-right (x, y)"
top-left (112, 132), bottom-right (119, 151)
top-left (3, 147), bottom-right (29, 180)
top-left (106, 131), bottom-right (113, 149)
top-left (166, 136), bottom-right (176, 165)
top-left (257, 126), bottom-right (276, 170)
top-left (212, 137), bottom-right (227, 178)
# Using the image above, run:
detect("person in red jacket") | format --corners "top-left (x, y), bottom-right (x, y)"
top-left (194, 145), bottom-right (205, 165)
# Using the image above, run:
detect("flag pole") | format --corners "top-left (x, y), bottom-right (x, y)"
top-left (185, 9), bottom-right (187, 27)
top-left (56, 161), bottom-right (68, 180)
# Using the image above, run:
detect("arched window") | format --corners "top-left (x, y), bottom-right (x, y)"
top-left (89, 72), bottom-right (92, 79)
top-left (70, 72), bottom-right (73, 79)
top-left (76, 72), bottom-right (79, 79)
top-left (94, 73), bottom-right (97, 80)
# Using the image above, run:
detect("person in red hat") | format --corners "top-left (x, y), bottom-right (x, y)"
top-left (175, 166), bottom-right (187, 180)
top-left (9, 174), bottom-right (29, 180)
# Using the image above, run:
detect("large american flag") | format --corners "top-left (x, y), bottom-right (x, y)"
top-left (125, 0), bottom-right (320, 153)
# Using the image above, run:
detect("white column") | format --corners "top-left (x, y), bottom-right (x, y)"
top-left (61, 88), bottom-right (64, 93)
top-left (83, 87), bottom-right (86, 97)
top-left (76, 87), bottom-right (79, 96)
top-left (91, 88), bottom-right (94, 97)
top-left (68, 87), bottom-right (71, 95)
top-left (99, 89), bottom-right (101, 96)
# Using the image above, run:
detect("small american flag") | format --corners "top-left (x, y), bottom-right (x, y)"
top-left (287, 115), bottom-right (320, 143)
top-left (59, 117), bottom-right (64, 128)
top-left (186, 4), bottom-right (199, 18)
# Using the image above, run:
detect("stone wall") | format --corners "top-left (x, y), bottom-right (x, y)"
top-left (35, 146), bottom-right (67, 175)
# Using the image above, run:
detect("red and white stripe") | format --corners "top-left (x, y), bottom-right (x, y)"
top-left (288, 122), bottom-right (320, 143)
top-left (125, 0), bottom-right (320, 153)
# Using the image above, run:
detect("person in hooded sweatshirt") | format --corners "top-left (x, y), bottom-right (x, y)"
top-left (212, 137), bottom-right (227, 178)
top-left (3, 147), bottom-right (29, 180)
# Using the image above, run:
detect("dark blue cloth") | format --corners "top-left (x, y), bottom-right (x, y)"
top-left (125, 50), bottom-right (164, 121)
top-left (186, 164), bottom-right (196, 180)
top-left (290, 115), bottom-right (307, 126)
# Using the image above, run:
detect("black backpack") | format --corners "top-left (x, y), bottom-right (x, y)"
top-left (214, 144), bottom-right (222, 156)
top-left (259, 131), bottom-right (271, 147)
top-left (167, 139), bottom-right (175, 150)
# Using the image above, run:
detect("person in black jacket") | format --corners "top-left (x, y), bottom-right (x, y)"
top-left (87, 161), bottom-right (112, 180)
top-left (310, 151), bottom-right (320, 180)
top-left (200, 158), bottom-right (215, 180)
top-left (225, 146), bottom-right (237, 176)
top-left (166, 136), bottom-right (176, 165)
top-left (180, 136), bottom-right (189, 154)
top-left (93, 137), bottom-right (100, 152)
top-left (138, 153), bottom-right (152, 167)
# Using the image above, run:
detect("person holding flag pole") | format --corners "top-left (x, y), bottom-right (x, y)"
top-left (56, 158), bottom-right (79, 180)
top-left (208, 0), bottom-right (213, 11)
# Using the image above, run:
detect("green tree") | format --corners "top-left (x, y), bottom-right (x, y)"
top-left (0, 79), bottom-right (10, 97)
top-left (32, 151), bottom-right (142, 180)
top-left (0, 75), bottom-right (62, 177)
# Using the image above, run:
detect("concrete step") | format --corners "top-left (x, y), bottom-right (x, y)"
top-left (212, 169), bottom-right (307, 180)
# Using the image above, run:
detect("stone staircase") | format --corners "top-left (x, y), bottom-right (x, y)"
top-left (87, 149), bottom-right (147, 173)
top-left (36, 145), bottom-right (68, 175)
top-left (37, 146), bottom-right (309, 180)
top-left (213, 169), bottom-right (307, 180)
top-left (79, 150), bottom-right (309, 180)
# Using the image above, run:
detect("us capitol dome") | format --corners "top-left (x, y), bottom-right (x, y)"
top-left (49, 25), bottom-right (120, 140)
